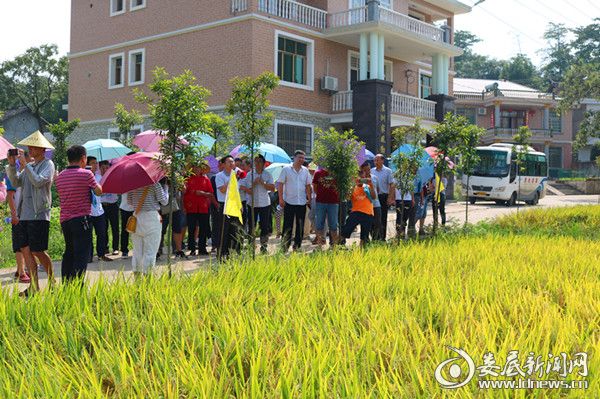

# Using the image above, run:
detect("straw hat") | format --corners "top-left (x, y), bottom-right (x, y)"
top-left (17, 130), bottom-right (55, 150)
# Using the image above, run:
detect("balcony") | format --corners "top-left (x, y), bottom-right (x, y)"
top-left (454, 89), bottom-right (557, 106)
top-left (332, 91), bottom-right (436, 120)
top-left (484, 127), bottom-right (558, 140)
top-left (235, 0), bottom-right (461, 61)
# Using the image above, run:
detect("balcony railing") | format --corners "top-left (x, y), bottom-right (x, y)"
top-left (231, 0), bottom-right (248, 13)
top-left (332, 91), bottom-right (436, 120)
top-left (379, 8), bottom-right (444, 42)
top-left (258, 0), bottom-right (327, 29)
top-left (486, 127), bottom-right (557, 137)
top-left (454, 90), bottom-right (556, 101)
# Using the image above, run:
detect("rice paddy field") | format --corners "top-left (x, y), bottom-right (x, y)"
top-left (0, 206), bottom-right (599, 398)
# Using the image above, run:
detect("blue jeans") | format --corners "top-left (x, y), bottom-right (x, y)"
top-left (315, 202), bottom-right (339, 232)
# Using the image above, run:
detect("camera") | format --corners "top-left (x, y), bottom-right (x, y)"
top-left (7, 149), bottom-right (18, 157)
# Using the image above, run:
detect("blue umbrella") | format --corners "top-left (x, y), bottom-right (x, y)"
top-left (191, 132), bottom-right (216, 149)
top-left (365, 149), bottom-right (375, 161)
top-left (83, 139), bottom-right (131, 162)
top-left (235, 142), bottom-right (291, 164)
top-left (390, 144), bottom-right (434, 184)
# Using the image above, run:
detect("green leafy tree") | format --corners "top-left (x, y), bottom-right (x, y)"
top-left (454, 30), bottom-right (505, 79)
top-left (114, 103), bottom-right (143, 150)
top-left (203, 113), bottom-right (233, 157)
top-left (0, 44), bottom-right (68, 131)
top-left (455, 123), bottom-right (485, 226)
top-left (48, 119), bottom-right (80, 171)
top-left (571, 18), bottom-right (600, 63)
top-left (313, 127), bottom-right (363, 237)
top-left (540, 23), bottom-right (574, 85)
top-left (135, 67), bottom-right (211, 274)
top-left (391, 120), bottom-right (427, 240)
top-left (512, 126), bottom-right (532, 213)
top-left (500, 54), bottom-right (543, 90)
top-left (225, 72), bottom-right (279, 257)
top-left (0, 111), bottom-right (4, 135)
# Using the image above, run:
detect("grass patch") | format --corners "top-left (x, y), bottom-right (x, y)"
top-left (1, 224), bottom-right (598, 397)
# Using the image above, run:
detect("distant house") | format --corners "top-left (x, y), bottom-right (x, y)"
top-left (1, 107), bottom-right (40, 144)
top-left (571, 99), bottom-right (600, 170)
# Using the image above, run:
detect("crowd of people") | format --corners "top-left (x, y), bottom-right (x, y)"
top-left (3, 130), bottom-right (447, 296)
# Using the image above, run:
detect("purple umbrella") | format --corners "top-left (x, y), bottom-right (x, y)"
top-left (45, 149), bottom-right (53, 160)
top-left (356, 145), bottom-right (367, 166)
top-left (205, 155), bottom-right (220, 174)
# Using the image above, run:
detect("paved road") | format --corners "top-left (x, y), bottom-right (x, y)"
top-left (2, 194), bottom-right (598, 292)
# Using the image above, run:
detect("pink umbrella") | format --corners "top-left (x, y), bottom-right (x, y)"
top-left (0, 136), bottom-right (15, 161)
top-left (425, 146), bottom-right (455, 169)
top-left (132, 130), bottom-right (189, 153)
top-left (99, 152), bottom-right (165, 194)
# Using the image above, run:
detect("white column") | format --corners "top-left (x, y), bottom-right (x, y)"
top-left (543, 106), bottom-right (550, 130)
top-left (370, 32), bottom-right (379, 81)
top-left (442, 54), bottom-right (449, 95)
top-left (431, 54), bottom-right (441, 94)
top-left (494, 102), bottom-right (501, 128)
top-left (359, 33), bottom-right (368, 81)
top-left (378, 34), bottom-right (385, 80)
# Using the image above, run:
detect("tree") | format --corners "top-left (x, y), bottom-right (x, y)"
top-left (48, 119), bottom-right (80, 171)
top-left (454, 30), bottom-right (505, 80)
top-left (500, 54), bottom-right (543, 90)
top-left (135, 67), bottom-right (211, 275)
top-left (512, 126), bottom-right (532, 213)
top-left (391, 120), bottom-right (427, 240)
top-left (540, 23), bottom-right (574, 86)
top-left (454, 123), bottom-right (485, 226)
top-left (571, 18), bottom-right (600, 63)
top-left (225, 72), bottom-right (279, 257)
top-left (312, 127), bottom-right (363, 240)
top-left (0, 111), bottom-right (4, 135)
top-left (203, 113), bottom-right (233, 157)
top-left (0, 44), bottom-right (68, 131)
top-left (114, 103), bottom-right (143, 150)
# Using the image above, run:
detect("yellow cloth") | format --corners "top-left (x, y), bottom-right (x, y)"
top-left (435, 173), bottom-right (445, 202)
top-left (224, 172), bottom-right (243, 224)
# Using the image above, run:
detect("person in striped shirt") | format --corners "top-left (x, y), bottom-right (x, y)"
top-left (55, 145), bottom-right (102, 284)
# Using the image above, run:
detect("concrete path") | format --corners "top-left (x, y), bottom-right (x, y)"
top-left (2, 194), bottom-right (598, 292)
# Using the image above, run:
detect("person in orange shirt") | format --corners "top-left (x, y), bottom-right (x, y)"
top-left (340, 169), bottom-right (375, 247)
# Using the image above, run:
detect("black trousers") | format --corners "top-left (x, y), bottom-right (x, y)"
top-left (342, 211), bottom-right (374, 242)
top-left (250, 206), bottom-right (272, 237)
top-left (120, 209), bottom-right (133, 254)
top-left (396, 200), bottom-right (416, 236)
top-left (102, 202), bottom-right (119, 252)
top-left (371, 206), bottom-right (382, 241)
top-left (61, 216), bottom-right (92, 283)
top-left (377, 193), bottom-right (389, 240)
top-left (187, 213), bottom-right (210, 252)
top-left (210, 204), bottom-right (220, 250)
top-left (281, 203), bottom-right (306, 250)
top-left (216, 202), bottom-right (241, 260)
top-left (439, 192), bottom-right (447, 225)
top-left (90, 214), bottom-right (107, 260)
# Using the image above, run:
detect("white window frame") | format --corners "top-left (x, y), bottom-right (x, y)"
top-left (274, 30), bottom-right (315, 91)
top-left (273, 119), bottom-right (314, 156)
top-left (128, 48), bottom-right (146, 86)
top-left (108, 124), bottom-right (144, 141)
top-left (130, 0), bottom-right (146, 11)
top-left (418, 69), bottom-right (432, 99)
top-left (108, 52), bottom-right (125, 89)
top-left (349, 0), bottom-right (392, 10)
top-left (110, 0), bottom-right (126, 16)
top-left (108, 128), bottom-right (120, 140)
top-left (347, 50), bottom-right (393, 88)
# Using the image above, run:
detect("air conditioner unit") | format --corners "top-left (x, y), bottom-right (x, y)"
top-left (321, 76), bottom-right (338, 92)
top-left (477, 107), bottom-right (487, 115)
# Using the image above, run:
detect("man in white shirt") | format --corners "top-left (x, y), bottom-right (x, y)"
top-left (215, 155), bottom-right (241, 260)
top-left (277, 150), bottom-right (312, 251)
top-left (87, 157), bottom-right (112, 262)
top-left (240, 154), bottom-right (275, 253)
top-left (371, 154), bottom-right (395, 241)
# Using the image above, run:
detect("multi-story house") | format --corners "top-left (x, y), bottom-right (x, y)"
top-left (570, 99), bottom-right (600, 173)
top-left (453, 78), bottom-right (574, 178)
top-left (69, 0), bottom-right (471, 157)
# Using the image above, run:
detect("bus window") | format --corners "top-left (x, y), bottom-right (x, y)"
top-left (509, 162), bottom-right (517, 183)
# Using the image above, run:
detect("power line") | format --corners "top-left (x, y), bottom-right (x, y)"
top-left (473, 3), bottom-right (546, 47)
top-left (529, 0), bottom-right (580, 26)
top-left (566, 1), bottom-right (596, 21)
top-left (510, 0), bottom-right (560, 26)
top-left (585, 0), bottom-right (600, 13)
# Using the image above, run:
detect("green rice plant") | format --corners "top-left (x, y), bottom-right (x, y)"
top-left (0, 217), bottom-right (598, 397)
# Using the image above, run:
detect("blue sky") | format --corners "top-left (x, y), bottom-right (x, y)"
top-left (0, 0), bottom-right (597, 66)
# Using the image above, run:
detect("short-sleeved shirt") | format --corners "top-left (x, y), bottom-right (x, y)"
top-left (55, 166), bottom-right (99, 223)
top-left (351, 185), bottom-right (374, 216)
top-left (371, 166), bottom-right (393, 194)
top-left (215, 170), bottom-right (232, 203)
top-left (90, 173), bottom-right (104, 217)
top-left (394, 177), bottom-right (419, 201)
top-left (370, 174), bottom-right (381, 208)
top-left (277, 165), bottom-right (312, 206)
top-left (240, 169), bottom-right (273, 208)
top-left (4, 176), bottom-right (20, 210)
top-left (312, 169), bottom-right (339, 204)
top-left (184, 174), bottom-right (213, 214)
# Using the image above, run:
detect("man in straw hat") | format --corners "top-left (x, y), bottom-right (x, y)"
top-left (5, 130), bottom-right (56, 296)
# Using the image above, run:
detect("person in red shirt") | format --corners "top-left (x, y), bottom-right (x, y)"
top-left (184, 162), bottom-right (217, 256)
top-left (312, 166), bottom-right (340, 247)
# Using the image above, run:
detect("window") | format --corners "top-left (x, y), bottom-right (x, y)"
top-left (108, 125), bottom-right (143, 142)
top-left (549, 110), bottom-right (561, 132)
top-left (276, 122), bottom-right (313, 156)
top-left (420, 73), bottom-right (432, 99)
top-left (548, 147), bottom-right (562, 168)
top-left (456, 108), bottom-right (476, 125)
top-left (500, 110), bottom-right (526, 129)
top-left (275, 31), bottom-right (314, 90)
top-left (130, 0), bottom-right (146, 11)
top-left (128, 49), bottom-right (145, 86)
top-left (110, 0), bottom-right (125, 16)
top-left (350, 0), bottom-right (392, 10)
top-left (348, 52), bottom-right (393, 86)
top-left (108, 53), bottom-right (125, 89)
top-left (524, 154), bottom-right (547, 176)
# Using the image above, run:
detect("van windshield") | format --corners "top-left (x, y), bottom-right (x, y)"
top-left (472, 150), bottom-right (509, 177)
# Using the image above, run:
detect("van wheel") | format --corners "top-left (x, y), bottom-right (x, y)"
top-left (531, 192), bottom-right (539, 205)
top-left (506, 192), bottom-right (517, 207)
top-left (469, 197), bottom-right (476, 205)
top-left (495, 200), bottom-right (504, 205)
